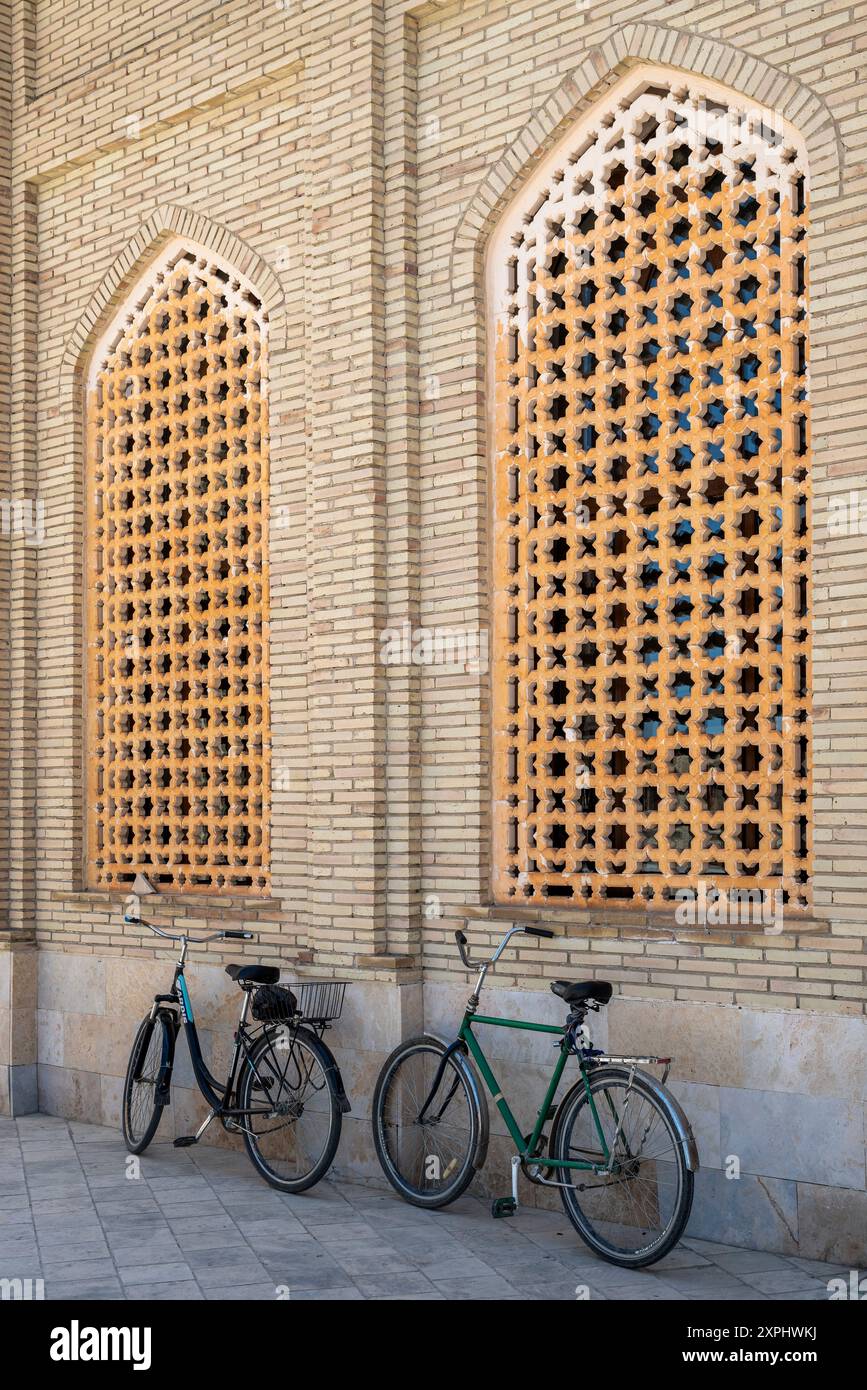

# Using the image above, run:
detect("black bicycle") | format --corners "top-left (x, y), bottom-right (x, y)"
top-left (120, 911), bottom-right (351, 1192)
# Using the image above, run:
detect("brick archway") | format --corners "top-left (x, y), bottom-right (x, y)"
top-left (451, 23), bottom-right (841, 291)
top-left (61, 203), bottom-right (287, 388)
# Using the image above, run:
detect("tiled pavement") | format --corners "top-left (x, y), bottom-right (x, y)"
top-left (0, 1114), bottom-right (856, 1302)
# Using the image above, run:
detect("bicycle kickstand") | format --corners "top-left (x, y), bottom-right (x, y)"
top-left (491, 1155), bottom-right (521, 1219)
top-left (174, 1108), bottom-right (217, 1148)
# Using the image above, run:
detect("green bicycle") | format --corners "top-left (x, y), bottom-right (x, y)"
top-left (372, 924), bottom-right (698, 1268)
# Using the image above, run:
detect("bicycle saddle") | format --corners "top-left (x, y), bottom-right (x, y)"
top-left (551, 979), bottom-right (613, 1007)
top-left (225, 963), bottom-right (280, 986)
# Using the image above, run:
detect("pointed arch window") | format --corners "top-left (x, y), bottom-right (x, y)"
top-left (491, 74), bottom-right (811, 912)
top-left (85, 243), bottom-right (270, 894)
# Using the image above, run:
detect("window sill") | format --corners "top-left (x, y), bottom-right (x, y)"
top-left (460, 902), bottom-right (826, 937)
top-left (49, 889), bottom-right (286, 923)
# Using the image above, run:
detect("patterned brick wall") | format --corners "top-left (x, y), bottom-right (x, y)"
top-left (0, 0), bottom-right (864, 1022)
top-left (412, 4), bottom-right (866, 1015)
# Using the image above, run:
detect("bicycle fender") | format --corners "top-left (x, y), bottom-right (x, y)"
top-left (311, 1033), bottom-right (353, 1116)
top-left (426, 1032), bottom-right (490, 1175)
top-left (551, 1065), bottom-right (700, 1173)
top-left (154, 1008), bottom-right (177, 1107)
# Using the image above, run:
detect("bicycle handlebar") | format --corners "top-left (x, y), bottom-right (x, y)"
top-left (123, 914), bottom-right (255, 945)
top-left (454, 923), bottom-right (555, 971)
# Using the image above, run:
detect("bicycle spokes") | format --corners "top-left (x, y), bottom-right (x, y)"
top-left (378, 1043), bottom-right (477, 1201)
top-left (559, 1074), bottom-right (689, 1259)
top-left (242, 1033), bottom-right (336, 1182)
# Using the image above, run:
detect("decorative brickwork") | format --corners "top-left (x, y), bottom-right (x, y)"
top-left (0, 5), bottom-right (862, 1023)
top-left (85, 245), bottom-right (270, 895)
top-left (492, 78), bottom-right (811, 912)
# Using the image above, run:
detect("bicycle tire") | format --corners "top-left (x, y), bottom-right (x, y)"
top-left (238, 1027), bottom-right (342, 1193)
top-left (548, 1065), bottom-right (694, 1268)
top-left (372, 1036), bottom-right (482, 1209)
top-left (121, 1014), bottom-right (169, 1155)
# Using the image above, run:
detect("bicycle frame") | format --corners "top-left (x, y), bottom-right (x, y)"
top-left (149, 961), bottom-right (305, 1125)
top-left (436, 924), bottom-right (677, 1179)
top-left (458, 1012), bottom-right (610, 1173)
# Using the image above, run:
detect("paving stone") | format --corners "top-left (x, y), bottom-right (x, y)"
top-left (5, 1117), bottom-right (852, 1302)
top-left (94, 1197), bottom-right (163, 1217)
top-left (173, 1228), bottom-right (251, 1254)
top-left (349, 1269), bottom-right (440, 1297)
top-left (588, 1279), bottom-right (688, 1300)
top-left (201, 1283), bottom-right (288, 1301)
top-left (117, 1261), bottom-right (196, 1285)
top-left (766, 1288), bottom-right (832, 1300)
top-left (193, 1263), bottom-right (272, 1290)
top-left (108, 1239), bottom-right (185, 1266)
top-left (306, 1219), bottom-right (380, 1244)
top-left (261, 1265), bottom-right (356, 1293)
top-left (713, 1248), bottom-right (796, 1274)
top-left (289, 1287), bottom-right (366, 1300)
top-left (40, 1257), bottom-right (119, 1282)
top-left (740, 1268), bottom-right (828, 1294)
top-left (433, 1273), bottom-right (522, 1299)
top-left (45, 1279), bottom-right (126, 1300)
top-left (35, 1239), bottom-right (111, 1263)
top-left (661, 1267), bottom-right (755, 1296)
top-left (0, 1216), bottom-right (32, 1236)
top-left (123, 1282), bottom-right (205, 1300)
top-left (391, 1250), bottom-right (492, 1280)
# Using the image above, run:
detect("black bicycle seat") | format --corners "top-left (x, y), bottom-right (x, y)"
top-left (550, 979), bottom-right (613, 1007)
top-left (225, 963), bottom-right (280, 986)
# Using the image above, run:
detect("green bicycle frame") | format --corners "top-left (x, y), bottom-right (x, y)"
top-left (459, 1011), bottom-right (610, 1172)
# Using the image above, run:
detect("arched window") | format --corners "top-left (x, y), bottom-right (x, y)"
top-left (85, 243), bottom-right (270, 894)
top-left (491, 74), bottom-right (811, 912)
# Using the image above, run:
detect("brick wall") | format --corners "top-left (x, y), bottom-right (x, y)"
top-left (0, 0), bottom-right (865, 1255)
top-left (410, 2), bottom-right (867, 1015)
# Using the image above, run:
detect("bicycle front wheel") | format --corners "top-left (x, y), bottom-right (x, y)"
top-left (122, 1014), bottom-right (169, 1155)
top-left (549, 1066), bottom-right (694, 1267)
top-left (372, 1036), bottom-right (482, 1208)
top-left (238, 1028), bottom-right (342, 1192)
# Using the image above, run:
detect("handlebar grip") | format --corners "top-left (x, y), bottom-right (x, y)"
top-left (224, 930), bottom-right (253, 940)
top-left (525, 927), bottom-right (555, 939)
top-left (454, 930), bottom-right (472, 967)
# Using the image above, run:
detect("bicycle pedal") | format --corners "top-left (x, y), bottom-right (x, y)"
top-left (173, 1135), bottom-right (198, 1148)
top-left (491, 1196), bottom-right (518, 1219)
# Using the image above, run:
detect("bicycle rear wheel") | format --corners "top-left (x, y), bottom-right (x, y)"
top-left (122, 1014), bottom-right (169, 1154)
top-left (238, 1028), bottom-right (342, 1192)
top-left (549, 1066), bottom-right (694, 1268)
top-left (372, 1036), bottom-right (482, 1208)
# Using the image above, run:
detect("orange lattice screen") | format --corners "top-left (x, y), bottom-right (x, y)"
top-left (492, 80), bottom-right (811, 911)
top-left (86, 246), bottom-right (270, 894)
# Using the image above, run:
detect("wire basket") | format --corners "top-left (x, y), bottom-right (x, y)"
top-left (291, 980), bottom-right (347, 1024)
top-left (250, 979), bottom-right (348, 1027)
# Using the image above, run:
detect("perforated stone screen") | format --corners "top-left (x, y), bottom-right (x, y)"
top-left (492, 79), bottom-right (811, 912)
top-left (86, 246), bottom-right (270, 894)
